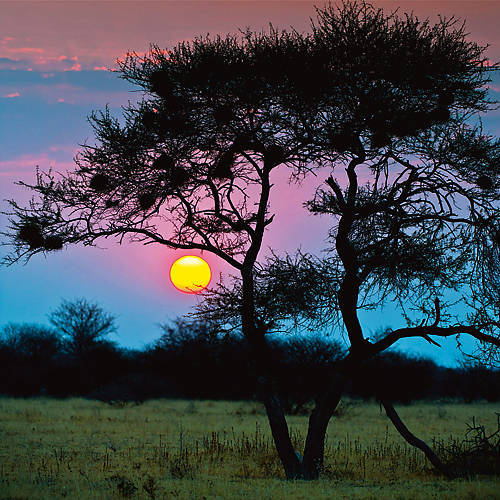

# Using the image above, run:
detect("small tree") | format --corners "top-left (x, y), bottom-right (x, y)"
top-left (48, 298), bottom-right (117, 358)
top-left (2, 0), bottom-right (498, 480)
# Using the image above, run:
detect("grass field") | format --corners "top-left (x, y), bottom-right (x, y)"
top-left (0, 397), bottom-right (499, 499)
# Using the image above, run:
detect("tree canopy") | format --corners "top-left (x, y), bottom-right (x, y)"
top-left (2, 0), bottom-right (499, 481)
top-left (48, 298), bottom-right (117, 357)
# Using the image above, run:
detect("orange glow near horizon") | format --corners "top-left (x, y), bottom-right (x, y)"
top-left (170, 255), bottom-right (211, 294)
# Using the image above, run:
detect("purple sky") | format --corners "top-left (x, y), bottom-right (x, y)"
top-left (1, 1), bottom-right (499, 364)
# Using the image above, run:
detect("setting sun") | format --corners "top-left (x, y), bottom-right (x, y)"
top-left (169, 255), bottom-right (211, 294)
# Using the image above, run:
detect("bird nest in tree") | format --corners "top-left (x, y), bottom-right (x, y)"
top-left (18, 222), bottom-right (44, 249)
top-left (213, 105), bottom-right (234, 125)
top-left (264, 145), bottom-right (286, 165)
top-left (428, 107), bottom-right (451, 124)
top-left (329, 129), bottom-right (357, 153)
top-left (105, 199), bottom-right (119, 209)
top-left (158, 114), bottom-right (185, 133)
top-left (168, 167), bottom-right (189, 189)
top-left (387, 111), bottom-right (429, 138)
top-left (141, 110), bottom-right (158, 130)
top-left (138, 192), bottom-right (157, 211)
top-left (211, 151), bottom-right (234, 180)
top-left (152, 153), bottom-right (176, 171)
top-left (43, 235), bottom-right (64, 251)
top-left (232, 220), bottom-right (247, 232)
top-left (476, 175), bottom-right (494, 190)
top-left (465, 144), bottom-right (488, 160)
top-left (233, 132), bottom-right (260, 153)
top-left (438, 90), bottom-right (455, 107)
top-left (412, 73), bottom-right (434, 90)
top-left (495, 230), bottom-right (500, 246)
top-left (149, 70), bottom-right (174, 98)
top-left (370, 130), bottom-right (392, 148)
top-left (89, 173), bottom-right (110, 192)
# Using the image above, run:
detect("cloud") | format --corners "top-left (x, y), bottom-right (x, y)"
top-left (0, 57), bottom-right (28, 70)
top-left (2, 92), bottom-right (19, 98)
top-left (5, 47), bottom-right (44, 54)
top-left (0, 152), bottom-right (76, 178)
top-left (0, 49), bottom-right (87, 71)
top-left (482, 59), bottom-right (497, 68)
top-left (0, 69), bottom-right (137, 106)
top-left (0, 57), bottom-right (23, 64)
top-left (64, 62), bottom-right (81, 72)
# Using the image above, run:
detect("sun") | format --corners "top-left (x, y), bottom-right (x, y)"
top-left (170, 255), bottom-right (211, 294)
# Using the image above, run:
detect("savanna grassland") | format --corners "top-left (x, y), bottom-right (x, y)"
top-left (0, 397), bottom-right (498, 499)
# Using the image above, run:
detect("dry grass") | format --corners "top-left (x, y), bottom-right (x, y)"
top-left (0, 397), bottom-right (499, 499)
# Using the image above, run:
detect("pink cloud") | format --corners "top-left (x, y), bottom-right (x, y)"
top-left (93, 66), bottom-right (108, 71)
top-left (5, 47), bottom-right (44, 54)
top-left (3, 92), bottom-right (19, 98)
top-left (482, 59), bottom-right (497, 68)
top-left (0, 49), bottom-right (87, 71)
top-left (64, 63), bottom-right (81, 72)
top-left (47, 145), bottom-right (79, 154)
top-left (0, 153), bottom-right (76, 177)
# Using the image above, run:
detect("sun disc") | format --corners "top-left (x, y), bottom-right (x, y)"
top-left (170, 255), bottom-right (211, 294)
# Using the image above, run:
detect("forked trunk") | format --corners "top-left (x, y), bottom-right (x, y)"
top-left (240, 266), bottom-right (344, 480)
top-left (261, 391), bottom-right (304, 479)
top-left (260, 374), bottom-right (346, 480)
top-left (302, 376), bottom-right (346, 479)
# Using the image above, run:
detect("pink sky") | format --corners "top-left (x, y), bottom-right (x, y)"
top-left (1, 2), bottom-right (499, 71)
top-left (1, 1), bottom-right (498, 362)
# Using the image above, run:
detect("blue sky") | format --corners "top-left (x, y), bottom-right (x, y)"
top-left (1, 1), bottom-right (499, 365)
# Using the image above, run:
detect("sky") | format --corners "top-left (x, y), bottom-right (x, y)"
top-left (1, 1), bottom-right (499, 366)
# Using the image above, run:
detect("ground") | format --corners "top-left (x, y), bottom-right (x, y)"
top-left (0, 397), bottom-right (498, 499)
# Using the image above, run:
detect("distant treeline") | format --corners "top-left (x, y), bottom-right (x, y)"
top-left (1, 318), bottom-right (499, 407)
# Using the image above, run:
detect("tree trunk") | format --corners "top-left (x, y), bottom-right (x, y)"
top-left (381, 400), bottom-right (454, 478)
top-left (302, 374), bottom-right (346, 479)
top-left (240, 268), bottom-right (303, 479)
top-left (262, 390), bottom-right (304, 479)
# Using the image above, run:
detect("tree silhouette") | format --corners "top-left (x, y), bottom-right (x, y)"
top-left (2, 0), bottom-right (498, 480)
top-left (0, 323), bottom-right (61, 395)
top-left (193, 1), bottom-right (499, 478)
top-left (0, 323), bottom-right (61, 360)
top-left (48, 298), bottom-right (117, 358)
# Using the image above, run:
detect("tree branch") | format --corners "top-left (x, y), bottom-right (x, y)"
top-left (381, 400), bottom-right (454, 478)
top-left (370, 324), bottom-right (500, 357)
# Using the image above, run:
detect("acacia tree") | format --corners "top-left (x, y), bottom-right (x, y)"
top-left (196, 2), bottom-right (499, 478)
top-left (2, 1), bottom-right (499, 479)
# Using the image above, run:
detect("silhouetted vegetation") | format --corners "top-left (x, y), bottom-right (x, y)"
top-left (1, 315), bottom-right (499, 406)
top-left (2, 0), bottom-right (498, 480)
